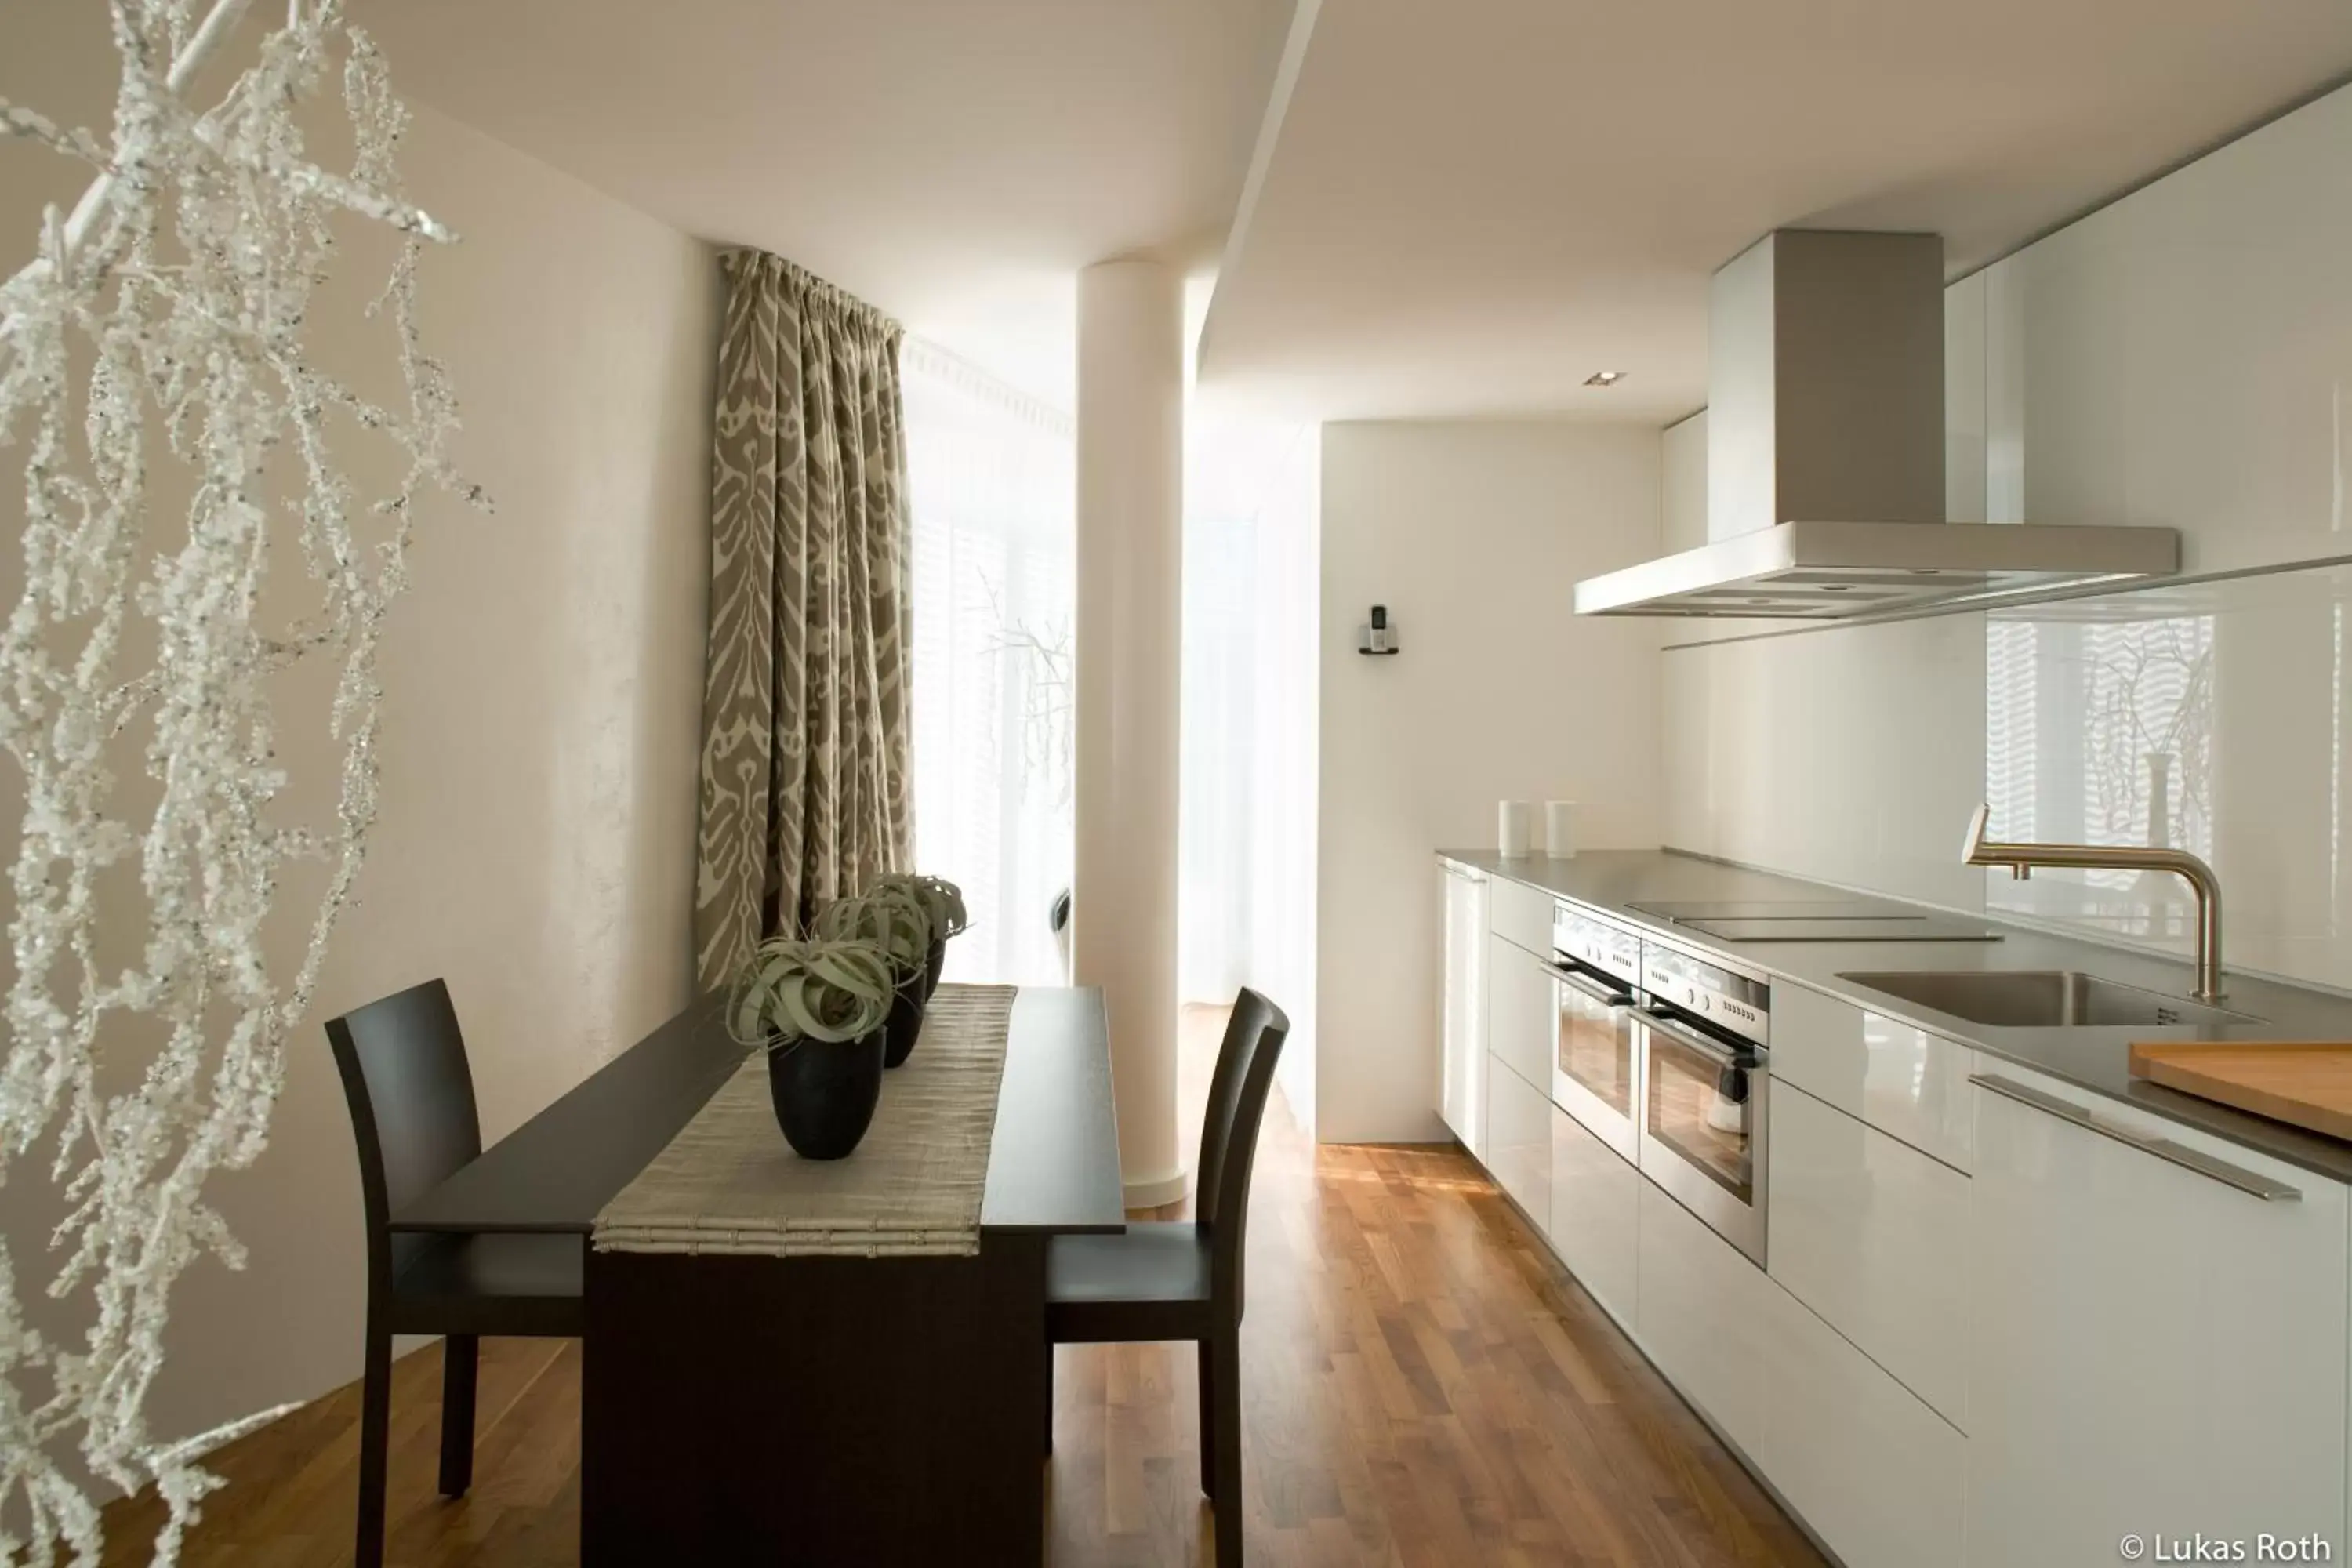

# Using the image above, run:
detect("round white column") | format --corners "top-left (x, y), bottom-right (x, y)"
top-left (1074, 258), bottom-right (1185, 1209)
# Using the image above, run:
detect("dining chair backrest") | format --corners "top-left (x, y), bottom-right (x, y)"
top-left (326, 978), bottom-right (482, 1284)
top-left (1192, 989), bottom-right (1291, 1313)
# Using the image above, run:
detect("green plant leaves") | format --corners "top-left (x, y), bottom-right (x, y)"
top-left (811, 885), bottom-right (932, 977)
top-left (727, 936), bottom-right (895, 1047)
top-left (728, 873), bottom-right (967, 1048)
top-left (876, 873), bottom-right (968, 941)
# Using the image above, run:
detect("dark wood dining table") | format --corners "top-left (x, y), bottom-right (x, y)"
top-left (392, 985), bottom-right (1125, 1566)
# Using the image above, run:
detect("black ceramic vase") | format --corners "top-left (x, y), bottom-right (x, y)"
top-left (766, 1029), bottom-right (885, 1160)
top-left (922, 938), bottom-right (946, 1000)
top-left (883, 973), bottom-right (927, 1069)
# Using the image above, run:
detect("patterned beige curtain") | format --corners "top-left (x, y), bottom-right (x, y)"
top-left (694, 251), bottom-right (913, 988)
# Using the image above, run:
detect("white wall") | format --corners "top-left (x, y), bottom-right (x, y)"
top-left (1661, 410), bottom-right (1708, 555)
top-left (1663, 77), bottom-right (2352, 994)
top-left (0, 17), bottom-right (720, 1451)
top-left (1317, 421), bottom-right (1660, 1142)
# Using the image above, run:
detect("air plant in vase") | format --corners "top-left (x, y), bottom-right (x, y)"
top-left (876, 874), bottom-right (970, 997)
top-left (813, 886), bottom-right (937, 1068)
top-left (728, 937), bottom-right (897, 1159)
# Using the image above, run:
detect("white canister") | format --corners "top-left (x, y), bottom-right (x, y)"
top-left (1544, 800), bottom-right (1579, 859)
top-left (1497, 800), bottom-right (1534, 858)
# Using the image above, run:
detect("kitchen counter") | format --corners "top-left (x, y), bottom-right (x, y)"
top-left (1440, 847), bottom-right (2352, 1182)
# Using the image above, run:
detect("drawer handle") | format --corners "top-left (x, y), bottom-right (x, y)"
top-left (1969, 1073), bottom-right (2302, 1202)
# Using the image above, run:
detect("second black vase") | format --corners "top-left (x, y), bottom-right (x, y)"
top-left (922, 938), bottom-right (946, 1000)
top-left (766, 1029), bottom-right (885, 1159)
top-left (883, 974), bottom-right (927, 1069)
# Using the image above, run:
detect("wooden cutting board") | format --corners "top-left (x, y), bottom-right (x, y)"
top-left (2128, 1041), bottom-right (2352, 1142)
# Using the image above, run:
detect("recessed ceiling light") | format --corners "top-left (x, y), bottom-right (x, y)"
top-left (1584, 370), bottom-right (1626, 387)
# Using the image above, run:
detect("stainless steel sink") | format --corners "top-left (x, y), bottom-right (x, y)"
top-left (1835, 970), bottom-right (2260, 1029)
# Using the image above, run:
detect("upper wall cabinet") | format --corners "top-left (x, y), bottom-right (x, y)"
top-left (1974, 85), bottom-right (2352, 576)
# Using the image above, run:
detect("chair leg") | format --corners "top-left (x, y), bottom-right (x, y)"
top-left (1211, 1326), bottom-right (1243, 1564)
top-left (356, 1323), bottom-right (393, 1568)
top-left (1196, 1337), bottom-right (1218, 1500)
top-left (1041, 1345), bottom-right (1054, 1457)
top-left (437, 1334), bottom-right (478, 1497)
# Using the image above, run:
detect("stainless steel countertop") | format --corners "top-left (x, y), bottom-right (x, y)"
top-left (1439, 847), bottom-right (2352, 1183)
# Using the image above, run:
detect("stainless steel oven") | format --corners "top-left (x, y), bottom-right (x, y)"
top-left (1550, 906), bottom-right (1642, 1162)
top-left (1636, 937), bottom-right (1770, 1265)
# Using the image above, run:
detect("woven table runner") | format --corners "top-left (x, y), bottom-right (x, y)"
top-left (593, 983), bottom-right (1018, 1258)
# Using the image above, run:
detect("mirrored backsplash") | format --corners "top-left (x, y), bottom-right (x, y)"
top-left (1663, 561), bottom-right (2352, 995)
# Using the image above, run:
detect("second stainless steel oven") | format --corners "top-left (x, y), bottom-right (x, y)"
top-left (1636, 937), bottom-right (1771, 1265)
top-left (1550, 906), bottom-right (1643, 1162)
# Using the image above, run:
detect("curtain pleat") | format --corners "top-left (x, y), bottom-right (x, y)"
top-left (695, 250), bottom-right (913, 989)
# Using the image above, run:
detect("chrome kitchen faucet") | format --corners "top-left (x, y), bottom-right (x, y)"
top-left (1961, 803), bottom-right (2226, 1002)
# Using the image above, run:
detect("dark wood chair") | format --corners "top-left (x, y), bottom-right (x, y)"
top-left (326, 978), bottom-right (584, 1568)
top-left (1044, 988), bottom-right (1291, 1565)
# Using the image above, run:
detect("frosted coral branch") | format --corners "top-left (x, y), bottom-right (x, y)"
top-left (0, 2), bottom-right (484, 1563)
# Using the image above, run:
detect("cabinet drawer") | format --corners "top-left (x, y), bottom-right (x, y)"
top-left (1967, 1065), bottom-right (2348, 1566)
top-left (1773, 981), bottom-right (1976, 1170)
top-left (1486, 934), bottom-right (1555, 1091)
top-left (1769, 1082), bottom-right (1969, 1427)
top-left (1637, 1178), bottom-right (1770, 1458)
top-left (1486, 1055), bottom-right (1551, 1234)
top-left (1759, 1277), bottom-right (1965, 1568)
top-left (1488, 874), bottom-right (1555, 956)
top-left (1548, 1105), bottom-right (1636, 1328)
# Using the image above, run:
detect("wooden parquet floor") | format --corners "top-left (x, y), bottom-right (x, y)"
top-left (97, 1007), bottom-right (1824, 1567)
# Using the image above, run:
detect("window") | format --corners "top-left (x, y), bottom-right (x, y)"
top-left (903, 339), bottom-right (1075, 985)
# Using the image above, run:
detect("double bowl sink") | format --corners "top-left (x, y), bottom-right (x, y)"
top-left (1836, 969), bottom-right (2258, 1031)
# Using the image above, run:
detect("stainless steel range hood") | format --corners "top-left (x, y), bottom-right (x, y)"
top-left (1572, 230), bottom-right (2180, 620)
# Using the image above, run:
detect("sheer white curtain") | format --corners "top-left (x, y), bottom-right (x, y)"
top-left (1179, 412), bottom-right (1320, 1131)
top-left (903, 330), bottom-right (1319, 1120)
top-left (903, 339), bottom-right (1075, 985)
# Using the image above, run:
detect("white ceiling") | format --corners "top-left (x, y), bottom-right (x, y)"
top-left (1197, 0), bottom-right (2352, 422)
top-left (74, 0), bottom-right (2350, 423)
top-left (358, 0), bottom-right (1294, 409)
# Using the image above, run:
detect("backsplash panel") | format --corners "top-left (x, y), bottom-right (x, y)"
top-left (1661, 612), bottom-right (1987, 913)
top-left (1985, 564), bottom-right (2352, 990)
top-left (1664, 563), bottom-right (2352, 994)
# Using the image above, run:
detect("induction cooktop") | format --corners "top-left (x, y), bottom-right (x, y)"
top-left (1628, 899), bottom-right (2002, 944)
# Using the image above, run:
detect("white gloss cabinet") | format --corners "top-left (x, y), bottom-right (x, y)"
top-left (1547, 1105), bottom-right (1637, 1328)
top-left (1485, 1057), bottom-right (1551, 1234)
top-left (1772, 981), bottom-right (1976, 1171)
top-left (1439, 861), bottom-right (1489, 1157)
top-left (1757, 1279), bottom-right (1966, 1568)
top-left (1486, 934), bottom-right (1555, 1096)
top-left (1768, 1082), bottom-right (1970, 1427)
top-left (1966, 1065), bottom-right (2349, 1567)
top-left (1488, 873), bottom-right (1555, 957)
top-left (1636, 1180), bottom-right (1772, 1459)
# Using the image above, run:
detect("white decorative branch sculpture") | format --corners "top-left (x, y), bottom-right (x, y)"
top-left (0, 2), bottom-right (481, 1561)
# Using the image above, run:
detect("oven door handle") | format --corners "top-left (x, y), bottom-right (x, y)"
top-left (1552, 965), bottom-right (1633, 1010)
top-left (1638, 1008), bottom-right (1759, 1068)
